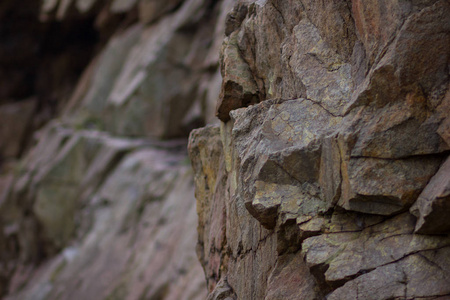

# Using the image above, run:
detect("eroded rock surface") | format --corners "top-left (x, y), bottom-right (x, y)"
top-left (2, 0), bottom-right (450, 299)
top-left (190, 0), bottom-right (450, 299)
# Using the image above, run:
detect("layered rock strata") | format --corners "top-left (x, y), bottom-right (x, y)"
top-left (190, 1), bottom-right (450, 299)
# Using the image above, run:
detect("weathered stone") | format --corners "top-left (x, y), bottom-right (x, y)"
top-left (289, 18), bottom-right (352, 116)
top-left (302, 213), bottom-right (450, 285)
top-left (346, 98), bottom-right (449, 159)
top-left (339, 156), bottom-right (443, 215)
top-left (190, 0), bottom-right (450, 298)
top-left (319, 135), bottom-right (341, 206)
top-left (411, 156), bottom-right (450, 234)
top-left (190, 124), bottom-right (276, 299)
top-left (224, 4), bottom-right (247, 37)
top-left (216, 32), bottom-right (260, 122)
top-left (328, 247), bottom-right (450, 300)
top-left (230, 99), bottom-right (342, 228)
top-left (348, 1), bottom-right (450, 112)
top-left (265, 253), bottom-right (318, 300)
top-left (4, 0), bottom-right (450, 298)
top-left (206, 277), bottom-right (236, 300)
top-left (436, 83), bottom-right (450, 148)
top-left (300, 0), bottom-right (356, 61)
top-left (189, 125), bottom-right (228, 291)
top-left (351, 0), bottom-right (412, 68)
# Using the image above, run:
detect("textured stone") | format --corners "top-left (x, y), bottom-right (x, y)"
top-left (190, 124), bottom-right (320, 299)
top-left (189, 125), bottom-right (230, 291)
top-left (2, 0), bottom-right (450, 299)
top-left (339, 156), bottom-right (443, 215)
top-left (327, 247), bottom-right (450, 300)
top-left (300, 0), bottom-right (356, 61)
top-left (265, 254), bottom-right (318, 300)
top-left (189, 0), bottom-right (450, 299)
top-left (206, 277), bottom-right (236, 300)
top-left (348, 1), bottom-right (450, 112)
top-left (230, 99), bottom-right (342, 228)
top-left (345, 98), bottom-right (449, 159)
top-left (411, 156), bottom-right (450, 234)
top-left (302, 213), bottom-right (450, 286)
top-left (216, 32), bottom-right (260, 122)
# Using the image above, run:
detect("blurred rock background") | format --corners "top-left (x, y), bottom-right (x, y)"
top-left (0, 0), bottom-right (231, 299)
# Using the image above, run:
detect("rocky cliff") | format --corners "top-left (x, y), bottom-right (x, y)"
top-left (1, 0), bottom-right (449, 300)
top-left (0, 0), bottom-right (231, 299)
top-left (189, 0), bottom-right (450, 299)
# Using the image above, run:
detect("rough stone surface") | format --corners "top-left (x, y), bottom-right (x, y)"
top-left (190, 0), bottom-right (450, 299)
top-left (411, 156), bottom-right (450, 234)
top-left (2, 0), bottom-right (450, 299)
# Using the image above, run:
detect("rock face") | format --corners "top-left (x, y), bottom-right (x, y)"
top-left (189, 0), bottom-right (450, 299)
top-left (2, 0), bottom-right (450, 299)
top-left (0, 0), bottom-right (231, 299)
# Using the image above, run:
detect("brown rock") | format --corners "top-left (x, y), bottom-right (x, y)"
top-left (189, 125), bottom-right (228, 291)
top-left (216, 33), bottom-right (260, 122)
top-left (265, 254), bottom-right (319, 300)
top-left (206, 277), bottom-right (236, 300)
top-left (351, 0), bottom-right (412, 67)
top-left (190, 0), bottom-right (450, 299)
top-left (339, 156), bottom-right (443, 215)
top-left (300, 0), bottom-right (356, 60)
top-left (328, 247), bottom-right (450, 300)
top-left (302, 213), bottom-right (450, 287)
top-left (346, 97), bottom-right (448, 159)
top-left (411, 156), bottom-right (450, 234)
